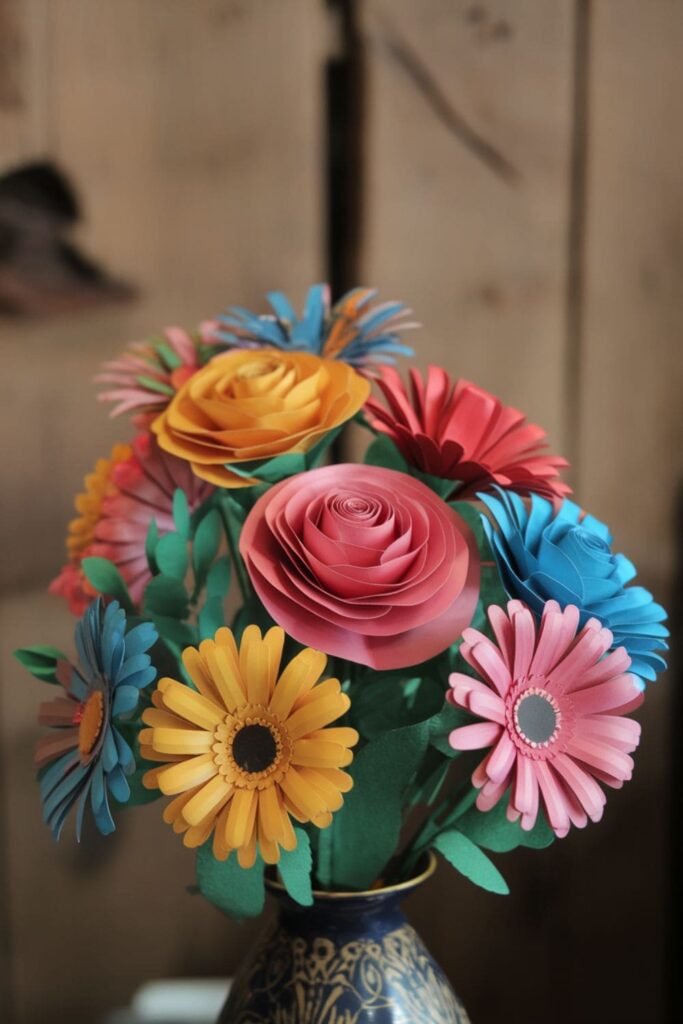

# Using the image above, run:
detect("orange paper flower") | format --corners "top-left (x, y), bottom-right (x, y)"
top-left (151, 350), bottom-right (370, 487)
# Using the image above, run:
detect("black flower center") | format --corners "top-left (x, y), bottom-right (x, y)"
top-left (232, 724), bottom-right (277, 773)
top-left (515, 693), bottom-right (558, 745)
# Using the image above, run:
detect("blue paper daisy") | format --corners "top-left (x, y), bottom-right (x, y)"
top-left (33, 599), bottom-right (158, 839)
top-left (213, 283), bottom-right (416, 369)
top-left (480, 488), bottom-right (669, 684)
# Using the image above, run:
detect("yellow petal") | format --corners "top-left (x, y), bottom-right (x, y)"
top-left (263, 627), bottom-right (285, 696)
top-left (224, 787), bottom-right (258, 849)
top-left (279, 766), bottom-right (327, 820)
top-left (163, 786), bottom-right (203, 825)
top-left (182, 775), bottom-right (233, 826)
top-left (182, 646), bottom-right (221, 704)
top-left (159, 678), bottom-right (225, 730)
top-left (269, 648), bottom-right (327, 720)
top-left (307, 727), bottom-right (359, 748)
top-left (142, 707), bottom-right (187, 729)
top-left (204, 643), bottom-right (246, 713)
top-left (312, 811), bottom-right (333, 829)
top-left (258, 831), bottom-right (281, 865)
top-left (292, 739), bottom-right (353, 769)
top-left (240, 626), bottom-right (270, 706)
top-left (258, 784), bottom-right (288, 844)
top-left (183, 817), bottom-right (216, 849)
top-left (237, 832), bottom-right (258, 869)
top-left (285, 684), bottom-right (348, 740)
top-left (149, 728), bottom-right (213, 756)
top-left (140, 745), bottom-right (184, 764)
top-left (156, 753), bottom-right (217, 796)
top-left (297, 767), bottom-right (345, 812)
top-left (212, 803), bottom-right (234, 862)
top-left (315, 767), bottom-right (353, 793)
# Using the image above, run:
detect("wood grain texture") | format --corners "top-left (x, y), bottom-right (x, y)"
top-left (0, 0), bottom-right (49, 166)
top-left (578, 0), bottom-right (683, 581)
top-left (357, 0), bottom-right (575, 453)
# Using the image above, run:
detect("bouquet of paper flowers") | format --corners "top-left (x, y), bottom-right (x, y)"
top-left (16, 284), bottom-right (668, 917)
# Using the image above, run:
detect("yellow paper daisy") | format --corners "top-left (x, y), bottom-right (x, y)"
top-left (141, 625), bottom-right (358, 868)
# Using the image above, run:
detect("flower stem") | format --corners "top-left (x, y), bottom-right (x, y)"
top-left (218, 497), bottom-right (252, 602)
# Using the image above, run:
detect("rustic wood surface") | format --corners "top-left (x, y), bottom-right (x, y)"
top-left (0, 2), bottom-right (679, 1022)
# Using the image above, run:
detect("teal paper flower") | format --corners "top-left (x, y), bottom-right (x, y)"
top-left (31, 599), bottom-right (157, 839)
top-left (214, 283), bottom-right (416, 369)
top-left (480, 488), bottom-right (668, 683)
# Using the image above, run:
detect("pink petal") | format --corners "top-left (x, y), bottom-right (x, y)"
top-left (484, 732), bottom-right (517, 783)
top-left (534, 760), bottom-right (572, 837)
top-left (575, 714), bottom-right (641, 753)
top-left (487, 605), bottom-right (515, 670)
top-left (571, 675), bottom-right (641, 716)
top-left (449, 721), bottom-right (502, 751)
top-left (529, 603), bottom-right (580, 677)
top-left (564, 736), bottom-right (634, 783)
top-left (464, 637), bottom-right (512, 697)
top-left (511, 605), bottom-right (537, 679)
top-left (551, 753), bottom-right (606, 822)
top-left (513, 754), bottom-right (539, 817)
top-left (547, 624), bottom-right (612, 692)
top-left (467, 689), bottom-right (507, 725)
top-left (475, 775), bottom-right (509, 812)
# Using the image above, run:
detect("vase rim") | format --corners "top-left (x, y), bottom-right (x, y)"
top-left (266, 850), bottom-right (437, 901)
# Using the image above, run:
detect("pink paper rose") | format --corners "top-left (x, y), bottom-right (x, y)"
top-left (240, 464), bottom-right (480, 670)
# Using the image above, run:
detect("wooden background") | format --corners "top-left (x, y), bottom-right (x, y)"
top-left (1, 2), bottom-right (680, 1022)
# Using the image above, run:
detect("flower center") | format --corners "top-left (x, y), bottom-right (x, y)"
top-left (77, 691), bottom-right (105, 756)
top-left (513, 689), bottom-right (560, 748)
top-left (235, 357), bottom-right (280, 381)
top-left (231, 723), bottom-right (278, 773)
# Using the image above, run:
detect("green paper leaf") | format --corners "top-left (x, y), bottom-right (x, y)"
top-left (192, 509), bottom-right (222, 592)
top-left (225, 428), bottom-right (343, 487)
top-left (457, 798), bottom-right (555, 852)
top-left (82, 557), bottom-right (134, 613)
top-left (433, 829), bottom-right (509, 895)
top-left (199, 596), bottom-right (225, 641)
top-left (206, 555), bottom-right (231, 599)
top-left (14, 645), bottom-right (67, 684)
top-left (196, 843), bottom-right (265, 919)
top-left (153, 616), bottom-right (197, 650)
top-left (330, 720), bottom-right (431, 891)
top-left (135, 374), bottom-right (175, 397)
top-left (172, 489), bottom-right (191, 540)
top-left (279, 828), bottom-right (313, 907)
top-left (144, 575), bottom-right (189, 619)
top-left (145, 518), bottom-right (160, 573)
top-left (154, 340), bottom-right (184, 371)
top-left (155, 533), bottom-right (188, 581)
top-left (363, 433), bottom-right (409, 473)
top-left (428, 701), bottom-right (472, 757)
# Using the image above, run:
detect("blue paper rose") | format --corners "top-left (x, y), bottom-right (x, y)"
top-left (480, 488), bottom-right (668, 683)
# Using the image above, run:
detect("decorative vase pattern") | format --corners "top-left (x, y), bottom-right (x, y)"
top-left (219, 856), bottom-right (469, 1024)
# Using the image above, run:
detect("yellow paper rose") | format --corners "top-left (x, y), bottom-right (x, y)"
top-left (151, 350), bottom-right (370, 487)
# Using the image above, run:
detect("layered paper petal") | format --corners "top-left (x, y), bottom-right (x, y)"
top-left (447, 600), bottom-right (643, 838)
top-left (240, 463), bottom-right (480, 670)
top-left (365, 366), bottom-right (571, 501)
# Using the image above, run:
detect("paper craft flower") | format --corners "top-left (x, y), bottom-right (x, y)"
top-left (34, 598), bottom-right (157, 839)
top-left (152, 349), bottom-right (370, 488)
top-left (365, 366), bottom-right (570, 501)
top-left (213, 283), bottom-right (416, 370)
top-left (97, 322), bottom-right (220, 422)
top-left (51, 434), bottom-right (212, 611)
top-left (481, 488), bottom-right (668, 682)
top-left (240, 463), bottom-right (480, 670)
top-left (448, 600), bottom-right (643, 837)
top-left (141, 626), bottom-right (357, 867)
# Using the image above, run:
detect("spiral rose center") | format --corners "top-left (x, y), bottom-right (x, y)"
top-left (232, 723), bottom-right (278, 773)
top-left (513, 689), bottom-right (560, 747)
top-left (235, 357), bottom-right (281, 381)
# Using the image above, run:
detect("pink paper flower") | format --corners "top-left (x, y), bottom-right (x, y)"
top-left (365, 366), bottom-right (570, 501)
top-left (448, 600), bottom-right (643, 837)
top-left (51, 434), bottom-right (213, 610)
top-left (240, 463), bottom-right (480, 670)
top-left (96, 323), bottom-right (220, 424)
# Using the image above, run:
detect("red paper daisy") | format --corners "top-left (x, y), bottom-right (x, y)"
top-left (365, 365), bottom-right (570, 500)
top-left (448, 600), bottom-right (643, 838)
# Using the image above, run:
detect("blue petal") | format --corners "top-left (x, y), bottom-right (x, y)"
top-left (107, 764), bottom-right (131, 804)
top-left (91, 761), bottom-right (105, 812)
top-left (119, 666), bottom-right (157, 690)
top-left (123, 622), bottom-right (158, 658)
top-left (112, 685), bottom-right (140, 717)
top-left (113, 727), bottom-right (135, 772)
top-left (93, 792), bottom-right (116, 836)
top-left (537, 534), bottom-right (585, 597)
top-left (581, 575), bottom-right (623, 603)
top-left (613, 553), bottom-right (637, 584)
top-left (116, 653), bottom-right (152, 686)
top-left (101, 726), bottom-right (120, 773)
top-left (40, 751), bottom-right (80, 802)
top-left (266, 290), bottom-right (297, 325)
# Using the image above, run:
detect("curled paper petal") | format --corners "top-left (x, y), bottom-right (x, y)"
top-left (447, 600), bottom-right (643, 838)
top-left (240, 463), bottom-right (480, 670)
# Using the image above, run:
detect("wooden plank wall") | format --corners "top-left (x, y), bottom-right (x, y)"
top-left (1, 2), bottom-right (681, 1023)
top-left (0, 2), bottom-right (327, 1022)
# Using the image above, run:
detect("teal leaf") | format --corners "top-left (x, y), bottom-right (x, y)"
top-left (82, 557), bottom-right (134, 613)
top-left (155, 533), bottom-right (188, 581)
top-left (457, 798), bottom-right (555, 852)
top-left (199, 597), bottom-right (225, 641)
top-left (363, 433), bottom-right (409, 473)
top-left (206, 555), bottom-right (231, 599)
top-left (135, 375), bottom-right (176, 396)
top-left (153, 616), bottom-right (198, 650)
top-left (279, 828), bottom-right (313, 907)
top-left (172, 489), bottom-right (191, 540)
top-left (145, 518), bottom-right (160, 573)
top-left (196, 843), bottom-right (265, 919)
top-left (330, 720), bottom-right (431, 890)
top-left (433, 829), bottom-right (509, 895)
top-left (144, 575), bottom-right (190, 619)
top-left (14, 645), bottom-right (67, 684)
top-left (192, 509), bottom-right (222, 593)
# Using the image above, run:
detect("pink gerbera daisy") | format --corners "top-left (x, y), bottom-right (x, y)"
top-left (51, 434), bottom-right (213, 611)
top-left (448, 599), bottom-right (643, 838)
top-left (96, 322), bottom-right (220, 424)
top-left (365, 365), bottom-right (570, 501)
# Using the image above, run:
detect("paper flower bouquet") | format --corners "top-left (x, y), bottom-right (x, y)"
top-left (16, 284), bottom-right (669, 927)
